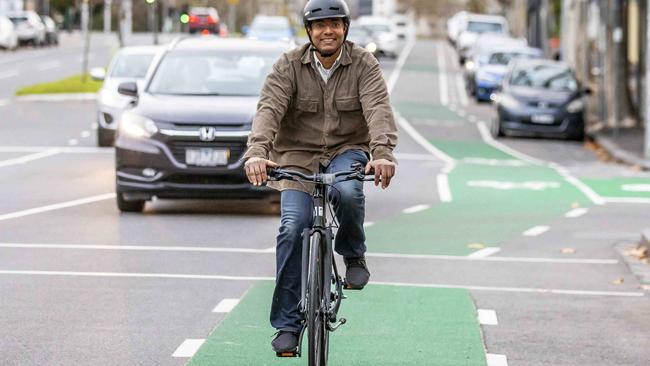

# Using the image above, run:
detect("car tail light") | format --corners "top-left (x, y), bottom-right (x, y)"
top-left (189, 15), bottom-right (199, 24)
top-left (207, 16), bottom-right (217, 24)
top-left (201, 29), bottom-right (210, 36)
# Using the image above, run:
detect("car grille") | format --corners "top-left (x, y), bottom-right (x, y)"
top-left (164, 174), bottom-right (246, 185)
top-left (526, 101), bottom-right (562, 109)
top-left (167, 141), bottom-right (246, 165)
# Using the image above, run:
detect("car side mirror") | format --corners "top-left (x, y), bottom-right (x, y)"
top-left (118, 82), bottom-right (138, 97)
top-left (90, 67), bottom-right (106, 81)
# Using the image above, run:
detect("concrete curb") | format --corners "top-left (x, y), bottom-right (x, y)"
top-left (592, 132), bottom-right (650, 170)
top-left (14, 93), bottom-right (96, 102)
top-left (615, 233), bottom-right (650, 287)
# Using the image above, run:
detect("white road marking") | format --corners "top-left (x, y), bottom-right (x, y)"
top-left (0, 99), bottom-right (10, 107)
top-left (402, 204), bottom-right (430, 214)
top-left (0, 193), bottom-right (116, 222)
top-left (477, 309), bottom-right (498, 325)
top-left (0, 242), bottom-right (620, 264)
top-left (0, 146), bottom-right (111, 153)
top-left (621, 184), bottom-right (650, 192)
top-left (457, 110), bottom-right (467, 117)
top-left (468, 247), bottom-right (501, 258)
top-left (80, 130), bottom-right (90, 138)
top-left (565, 208), bottom-right (588, 218)
top-left (476, 121), bottom-right (606, 205)
top-left (386, 37), bottom-right (415, 93)
top-left (437, 174), bottom-right (452, 202)
top-left (212, 298), bottom-right (240, 313)
top-left (523, 226), bottom-right (550, 236)
top-left (0, 148), bottom-right (60, 168)
top-left (468, 181), bottom-right (561, 191)
top-left (0, 69), bottom-right (19, 79)
top-left (91, 123), bottom-right (99, 130)
top-left (37, 61), bottom-right (61, 71)
top-left (455, 74), bottom-right (469, 106)
top-left (601, 197), bottom-right (650, 204)
top-left (363, 221), bottom-right (375, 228)
top-left (486, 353), bottom-right (509, 366)
top-left (468, 115), bottom-right (477, 123)
top-left (462, 157), bottom-right (527, 167)
top-left (437, 43), bottom-right (449, 106)
top-left (68, 139), bottom-right (78, 146)
top-left (393, 152), bottom-right (444, 162)
top-left (0, 270), bottom-right (641, 297)
top-left (449, 104), bottom-right (457, 111)
top-left (172, 339), bottom-right (205, 358)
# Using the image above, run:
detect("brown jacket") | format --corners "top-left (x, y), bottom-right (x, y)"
top-left (243, 41), bottom-right (398, 191)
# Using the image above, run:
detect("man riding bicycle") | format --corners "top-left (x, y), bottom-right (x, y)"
top-left (243, 0), bottom-right (398, 353)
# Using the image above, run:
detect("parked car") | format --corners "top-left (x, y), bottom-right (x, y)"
top-left (391, 14), bottom-right (412, 40)
top-left (357, 16), bottom-right (398, 58)
top-left (0, 15), bottom-right (18, 50)
top-left (446, 11), bottom-right (468, 45)
top-left (492, 59), bottom-right (590, 141)
top-left (466, 42), bottom-right (541, 101)
top-left (456, 14), bottom-right (509, 64)
top-left (347, 23), bottom-right (378, 56)
top-left (7, 10), bottom-right (46, 46)
top-left (40, 15), bottom-right (58, 45)
top-left (188, 7), bottom-right (220, 35)
top-left (91, 46), bottom-right (160, 147)
top-left (245, 15), bottom-right (295, 46)
top-left (113, 37), bottom-right (290, 212)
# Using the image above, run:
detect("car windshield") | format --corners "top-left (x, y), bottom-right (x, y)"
top-left (364, 24), bottom-right (391, 33)
top-left (489, 51), bottom-right (537, 65)
top-left (467, 21), bottom-right (503, 33)
top-left (147, 51), bottom-right (278, 96)
top-left (9, 16), bottom-right (28, 24)
top-left (509, 64), bottom-right (578, 91)
top-left (110, 53), bottom-right (155, 78)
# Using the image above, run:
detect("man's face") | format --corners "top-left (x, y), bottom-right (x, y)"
top-left (308, 18), bottom-right (346, 55)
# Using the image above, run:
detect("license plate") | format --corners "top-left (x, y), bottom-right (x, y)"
top-left (185, 148), bottom-right (229, 166)
top-left (531, 114), bottom-right (555, 124)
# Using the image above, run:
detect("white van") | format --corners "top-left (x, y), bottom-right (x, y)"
top-left (0, 15), bottom-right (18, 50)
top-left (456, 14), bottom-right (509, 64)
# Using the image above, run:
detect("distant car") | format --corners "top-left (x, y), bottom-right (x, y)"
top-left (0, 15), bottom-right (18, 50)
top-left (91, 46), bottom-right (160, 147)
top-left (347, 23), bottom-right (378, 56)
top-left (456, 14), bottom-right (509, 64)
top-left (358, 16), bottom-right (398, 58)
top-left (188, 7), bottom-right (220, 35)
top-left (7, 11), bottom-right (46, 46)
top-left (492, 59), bottom-right (590, 141)
top-left (113, 37), bottom-right (290, 212)
top-left (246, 15), bottom-right (295, 46)
top-left (391, 14), bottom-right (412, 40)
top-left (40, 15), bottom-right (58, 45)
top-left (446, 11), bottom-right (468, 45)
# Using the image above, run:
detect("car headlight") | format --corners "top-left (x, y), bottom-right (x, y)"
top-left (366, 42), bottom-right (377, 53)
top-left (566, 99), bottom-right (584, 113)
top-left (465, 61), bottom-right (476, 71)
top-left (118, 112), bottom-right (158, 139)
top-left (497, 94), bottom-right (522, 110)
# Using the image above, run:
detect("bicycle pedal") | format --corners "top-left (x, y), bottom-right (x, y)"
top-left (276, 350), bottom-right (298, 358)
top-left (343, 280), bottom-right (365, 290)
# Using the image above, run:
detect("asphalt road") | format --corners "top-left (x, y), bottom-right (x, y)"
top-left (0, 34), bottom-right (649, 366)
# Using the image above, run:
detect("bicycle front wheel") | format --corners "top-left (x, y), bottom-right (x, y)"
top-left (307, 231), bottom-right (328, 366)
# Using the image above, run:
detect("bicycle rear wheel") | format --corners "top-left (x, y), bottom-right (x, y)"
top-left (307, 231), bottom-right (328, 366)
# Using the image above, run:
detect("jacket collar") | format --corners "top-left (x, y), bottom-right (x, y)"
top-left (300, 41), bottom-right (352, 66)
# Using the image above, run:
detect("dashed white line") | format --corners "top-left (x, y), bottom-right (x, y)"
top-left (68, 139), bottom-right (78, 146)
top-left (457, 110), bottom-right (467, 117)
top-left (172, 339), bottom-right (205, 358)
top-left (394, 152), bottom-right (444, 162)
top-left (0, 99), bottom-right (10, 107)
top-left (601, 197), bottom-right (650, 204)
top-left (0, 193), bottom-right (116, 222)
top-left (0, 148), bottom-right (60, 168)
top-left (402, 204), bottom-right (430, 214)
top-left (468, 247), bottom-right (501, 258)
top-left (437, 174), bottom-right (452, 202)
top-left (363, 221), bottom-right (375, 228)
top-left (437, 43), bottom-right (449, 106)
top-left (212, 298), bottom-right (240, 313)
top-left (565, 208), bottom-right (588, 218)
top-left (468, 115), bottom-right (477, 123)
top-left (523, 226), bottom-right (550, 237)
top-left (477, 309), bottom-right (498, 325)
top-left (455, 74), bottom-right (469, 106)
top-left (0, 270), bottom-right (641, 297)
top-left (0, 69), bottom-right (18, 79)
top-left (486, 353), bottom-right (509, 366)
top-left (386, 37), bottom-right (415, 93)
top-left (37, 61), bottom-right (61, 71)
top-left (80, 130), bottom-right (90, 138)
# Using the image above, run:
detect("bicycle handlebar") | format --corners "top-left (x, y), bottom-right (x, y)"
top-left (267, 164), bottom-right (376, 184)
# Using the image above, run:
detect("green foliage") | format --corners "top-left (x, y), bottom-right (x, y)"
top-left (15, 75), bottom-right (102, 95)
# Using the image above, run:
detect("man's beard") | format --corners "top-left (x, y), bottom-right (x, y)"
top-left (312, 44), bottom-right (339, 58)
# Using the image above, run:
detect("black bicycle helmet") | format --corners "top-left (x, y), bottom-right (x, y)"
top-left (303, 0), bottom-right (351, 51)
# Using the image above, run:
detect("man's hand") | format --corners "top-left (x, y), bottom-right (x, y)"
top-left (244, 157), bottom-right (279, 186)
top-left (365, 159), bottom-right (396, 189)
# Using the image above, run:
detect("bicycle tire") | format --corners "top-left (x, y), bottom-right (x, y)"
top-left (307, 231), bottom-right (328, 366)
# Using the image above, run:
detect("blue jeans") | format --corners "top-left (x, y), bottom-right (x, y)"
top-left (270, 149), bottom-right (369, 332)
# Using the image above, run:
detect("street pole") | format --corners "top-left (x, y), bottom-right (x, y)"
top-left (645, 0), bottom-right (650, 158)
top-left (81, 0), bottom-right (92, 83)
top-left (104, 0), bottom-right (112, 34)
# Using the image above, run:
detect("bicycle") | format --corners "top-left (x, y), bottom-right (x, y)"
top-left (269, 162), bottom-right (374, 366)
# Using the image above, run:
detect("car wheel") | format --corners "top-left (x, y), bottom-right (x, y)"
top-left (117, 193), bottom-right (145, 212)
top-left (97, 127), bottom-right (114, 147)
top-left (569, 129), bottom-right (585, 141)
top-left (492, 117), bottom-right (504, 137)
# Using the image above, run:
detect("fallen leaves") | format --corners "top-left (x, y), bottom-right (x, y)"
top-left (561, 247), bottom-right (576, 254)
top-left (624, 245), bottom-right (649, 264)
top-left (612, 278), bottom-right (625, 285)
top-left (467, 243), bottom-right (485, 249)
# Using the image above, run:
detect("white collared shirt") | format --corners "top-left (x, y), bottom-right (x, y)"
top-left (313, 48), bottom-right (343, 83)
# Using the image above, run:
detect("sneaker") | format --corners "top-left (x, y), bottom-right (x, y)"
top-left (272, 330), bottom-right (299, 353)
top-left (344, 256), bottom-right (370, 289)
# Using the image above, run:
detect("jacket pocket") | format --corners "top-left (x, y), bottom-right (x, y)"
top-left (335, 97), bottom-right (364, 135)
top-left (335, 97), bottom-right (362, 111)
top-left (296, 97), bottom-right (318, 113)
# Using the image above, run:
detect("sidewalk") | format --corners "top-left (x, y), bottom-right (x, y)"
top-left (592, 127), bottom-right (650, 170)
